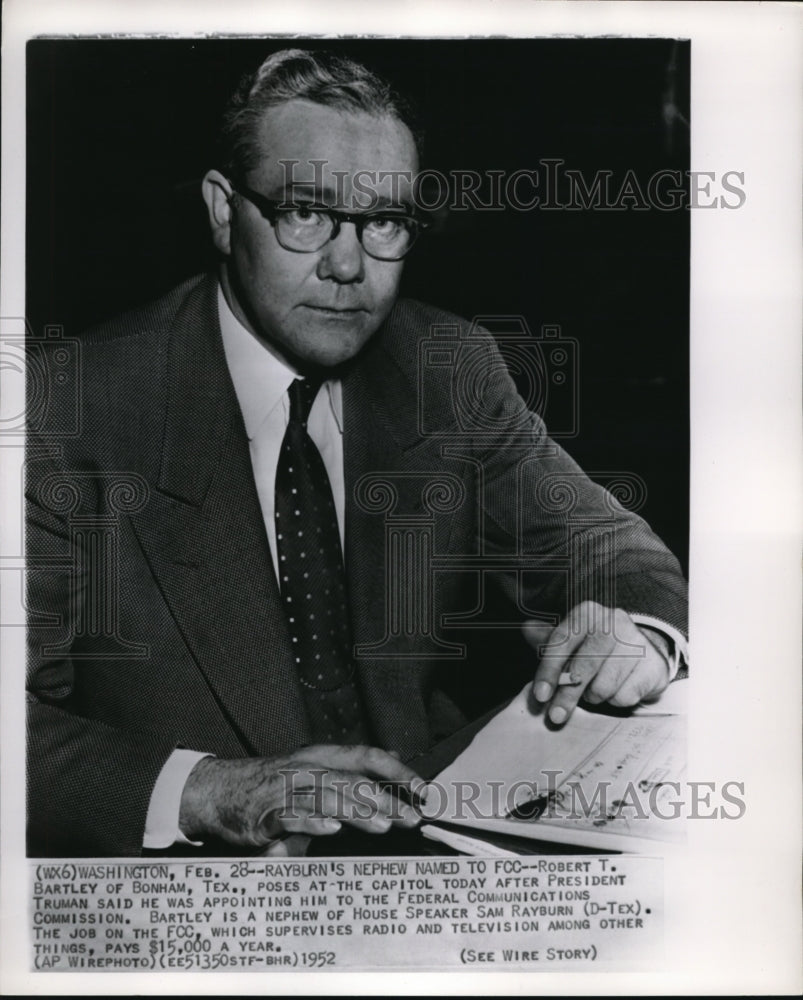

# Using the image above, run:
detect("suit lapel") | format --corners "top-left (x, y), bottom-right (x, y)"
top-left (130, 275), bottom-right (310, 755)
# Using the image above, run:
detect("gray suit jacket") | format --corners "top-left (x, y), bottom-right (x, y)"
top-left (26, 273), bottom-right (687, 856)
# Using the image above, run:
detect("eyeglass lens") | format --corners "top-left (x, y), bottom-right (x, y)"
top-left (276, 207), bottom-right (414, 260)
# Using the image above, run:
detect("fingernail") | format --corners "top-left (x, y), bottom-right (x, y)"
top-left (400, 803), bottom-right (421, 826)
top-left (535, 681), bottom-right (552, 702)
top-left (549, 705), bottom-right (568, 724)
top-left (322, 818), bottom-right (341, 833)
top-left (371, 815), bottom-right (392, 831)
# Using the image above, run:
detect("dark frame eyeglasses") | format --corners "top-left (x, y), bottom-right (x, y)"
top-left (228, 180), bottom-right (430, 261)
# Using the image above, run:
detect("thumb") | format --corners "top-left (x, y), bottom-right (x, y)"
top-left (256, 806), bottom-right (285, 843)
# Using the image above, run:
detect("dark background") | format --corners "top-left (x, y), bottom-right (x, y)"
top-left (26, 38), bottom-right (689, 571)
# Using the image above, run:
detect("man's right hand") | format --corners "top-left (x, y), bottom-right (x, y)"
top-left (178, 746), bottom-right (427, 854)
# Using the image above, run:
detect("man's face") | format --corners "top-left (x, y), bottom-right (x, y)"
top-left (216, 99), bottom-right (418, 368)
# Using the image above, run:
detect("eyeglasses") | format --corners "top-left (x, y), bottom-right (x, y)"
top-left (228, 180), bottom-right (430, 261)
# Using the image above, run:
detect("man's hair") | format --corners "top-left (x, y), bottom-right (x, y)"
top-left (218, 48), bottom-right (422, 180)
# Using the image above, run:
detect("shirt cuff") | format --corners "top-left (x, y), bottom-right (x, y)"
top-left (631, 615), bottom-right (688, 682)
top-left (143, 749), bottom-right (213, 850)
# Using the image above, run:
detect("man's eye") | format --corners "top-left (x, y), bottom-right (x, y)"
top-left (364, 216), bottom-right (407, 235)
top-left (285, 206), bottom-right (326, 227)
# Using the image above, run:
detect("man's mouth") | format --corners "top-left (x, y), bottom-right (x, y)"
top-left (302, 304), bottom-right (368, 314)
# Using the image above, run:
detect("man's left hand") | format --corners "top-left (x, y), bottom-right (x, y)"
top-left (522, 601), bottom-right (671, 725)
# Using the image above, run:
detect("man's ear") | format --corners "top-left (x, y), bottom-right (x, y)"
top-left (202, 170), bottom-right (233, 255)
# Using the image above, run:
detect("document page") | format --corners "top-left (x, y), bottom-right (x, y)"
top-left (422, 682), bottom-right (688, 852)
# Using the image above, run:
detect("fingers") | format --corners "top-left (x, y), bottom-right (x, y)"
top-left (549, 649), bottom-right (637, 722)
top-left (294, 744), bottom-right (428, 804)
top-left (182, 748), bottom-right (425, 850)
top-left (527, 603), bottom-right (613, 713)
top-left (584, 653), bottom-right (638, 703)
top-left (607, 642), bottom-right (670, 706)
top-left (523, 618), bottom-right (579, 700)
top-left (263, 764), bottom-right (422, 838)
top-left (525, 604), bottom-right (671, 724)
top-left (259, 788), bottom-right (343, 839)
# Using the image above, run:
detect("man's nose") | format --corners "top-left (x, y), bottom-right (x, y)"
top-left (316, 222), bottom-right (365, 283)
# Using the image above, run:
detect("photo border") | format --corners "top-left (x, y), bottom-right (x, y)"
top-left (2, 1), bottom-right (801, 995)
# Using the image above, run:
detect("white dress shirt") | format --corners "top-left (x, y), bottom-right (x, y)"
top-left (143, 283), bottom-right (687, 849)
top-left (217, 287), bottom-right (346, 571)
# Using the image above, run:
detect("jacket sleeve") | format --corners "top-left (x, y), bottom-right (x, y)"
top-left (25, 448), bottom-right (177, 857)
top-left (466, 332), bottom-right (688, 637)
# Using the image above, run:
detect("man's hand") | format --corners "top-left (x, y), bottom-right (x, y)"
top-left (523, 601), bottom-right (671, 725)
top-left (178, 745), bottom-right (426, 855)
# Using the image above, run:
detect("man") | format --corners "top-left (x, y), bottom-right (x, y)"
top-left (26, 48), bottom-right (688, 857)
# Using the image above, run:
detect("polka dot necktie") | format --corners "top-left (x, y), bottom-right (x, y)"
top-left (275, 378), bottom-right (369, 744)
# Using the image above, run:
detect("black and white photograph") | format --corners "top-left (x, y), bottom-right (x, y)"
top-left (1, 0), bottom-right (800, 994)
top-left (25, 34), bottom-right (691, 860)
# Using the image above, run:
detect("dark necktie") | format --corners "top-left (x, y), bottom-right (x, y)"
top-left (275, 378), bottom-right (368, 744)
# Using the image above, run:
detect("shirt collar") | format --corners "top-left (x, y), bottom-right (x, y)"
top-left (217, 283), bottom-right (343, 439)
